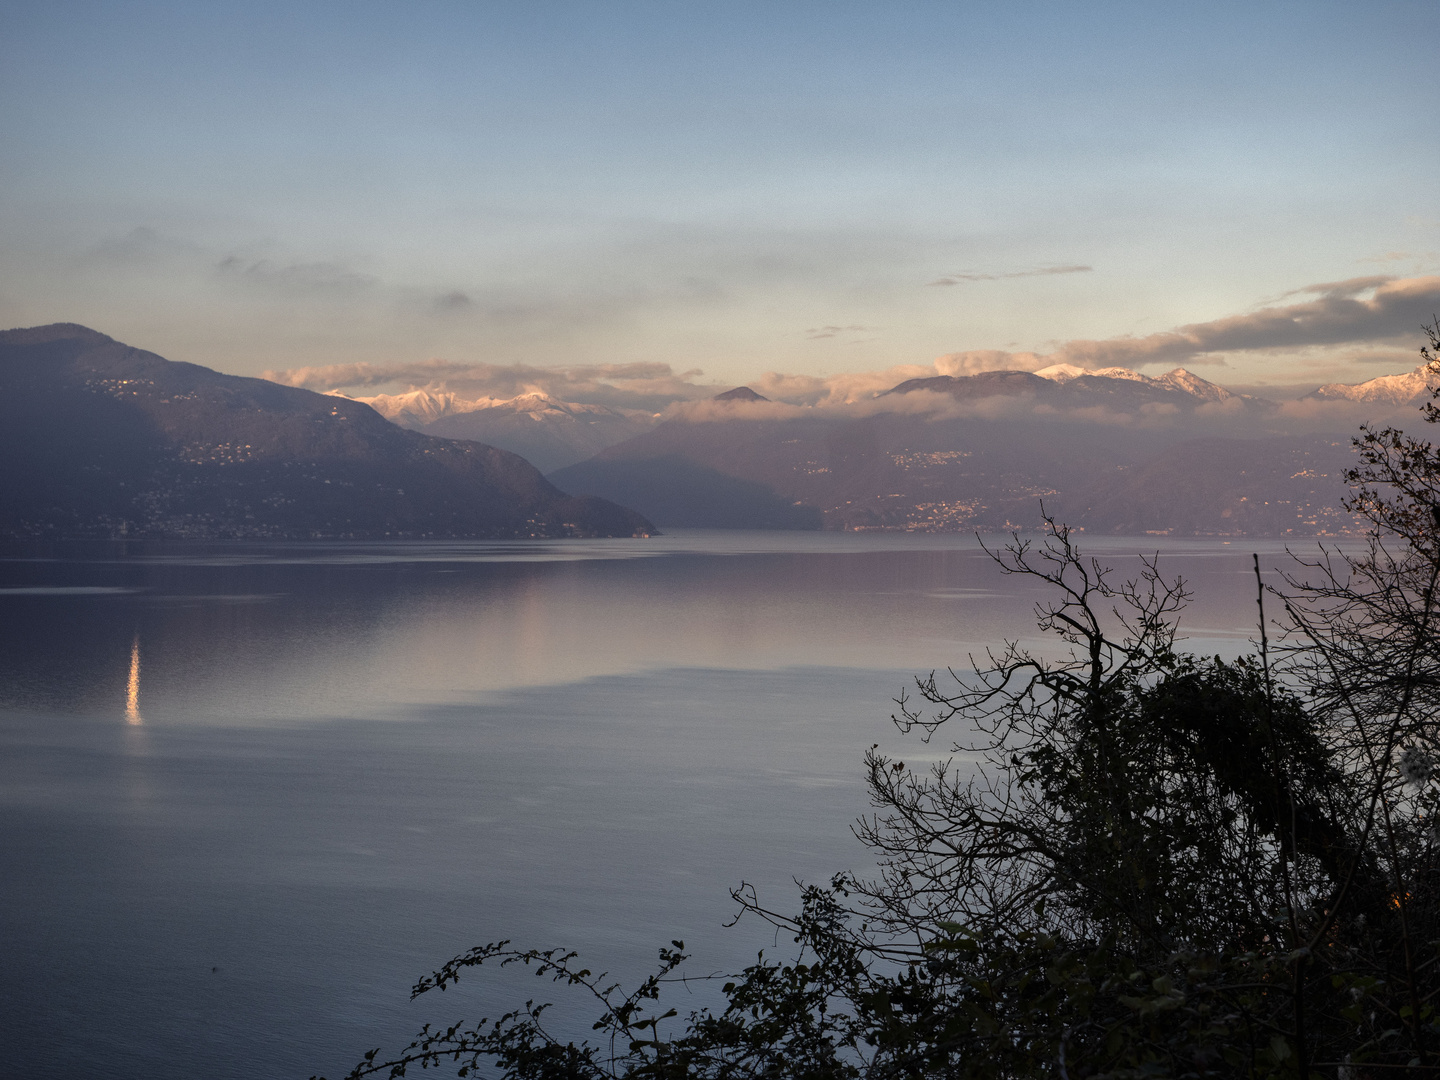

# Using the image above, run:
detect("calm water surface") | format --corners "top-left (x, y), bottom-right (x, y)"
top-left (0, 531), bottom-right (1305, 1078)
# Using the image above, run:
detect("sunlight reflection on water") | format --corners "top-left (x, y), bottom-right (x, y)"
top-left (124, 634), bottom-right (142, 725)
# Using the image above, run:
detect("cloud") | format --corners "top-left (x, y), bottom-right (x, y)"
top-left (805, 324), bottom-right (872, 339)
top-left (216, 256), bottom-right (377, 294)
top-left (1350, 349), bottom-right (1419, 365)
top-left (433, 290), bottom-right (473, 312)
top-left (266, 359), bottom-right (485, 390)
top-left (265, 357), bottom-right (723, 412)
top-left (88, 226), bottom-right (205, 265)
top-left (80, 228), bottom-right (556, 327)
top-left (936, 275), bottom-right (1440, 375)
top-left (935, 350), bottom-right (1039, 377)
top-left (1271, 276), bottom-right (1394, 301)
top-left (928, 264), bottom-right (1091, 286)
top-left (1273, 395), bottom-right (1422, 430)
top-left (753, 365), bottom-right (935, 406)
top-left (664, 397), bottom-right (808, 423)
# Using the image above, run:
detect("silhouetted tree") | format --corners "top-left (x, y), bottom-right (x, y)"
top-left (319, 329), bottom-right (1440, 1080)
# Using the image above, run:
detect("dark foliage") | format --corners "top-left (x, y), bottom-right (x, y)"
top-left (319, 329), bottom-right (1440, 1079)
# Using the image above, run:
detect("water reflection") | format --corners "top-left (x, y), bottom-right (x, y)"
top-left (125, 635), bottom-right (142, 724)
top-left (0, 531), bottom-right (1345, 1080)
top-left (0, 531), bottom-right (1301, 727)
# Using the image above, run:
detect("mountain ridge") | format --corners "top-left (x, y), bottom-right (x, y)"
top-left (0, 324), bottom-right (655, 540)
top-left (883, 366), bottom-right (1255, 410)
top-left (304, 362), bottom-right (1425, 476)
top-left (547, 358), bottom-right (1394, 535)
top-left (254, 353), bottom-right (1432, 537)
top-left (1311, 364), bottom-right (1438, 405)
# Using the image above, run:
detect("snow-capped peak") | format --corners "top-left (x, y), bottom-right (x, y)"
top-left (1027, 364), bottom-right (1238, 402)
top-left (1033, 363), bottom-right (1148, 383)
top-left (1151, 368), bottom-right (1233, 402)
top-left (1313, 364), bottom-right (1440, 406)
top-left (330, 388), bottom-right (481, 425)
top-left (327, 387), bottom-right (632, 428)
top-left (499, 392), bottom-right (622, 418)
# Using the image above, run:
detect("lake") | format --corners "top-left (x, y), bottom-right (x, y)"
top-left (0, 530), bottom-right (1306, 1078)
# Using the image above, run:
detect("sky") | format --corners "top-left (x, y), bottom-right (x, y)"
top-left (2, 0), bottom-right (1438, 403)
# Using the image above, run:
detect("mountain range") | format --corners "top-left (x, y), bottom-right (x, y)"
top-left (334, 363), bottom-right (1275, 488)
top-left (11, 321), bottom-right (1432, 540)
top-left (544, 364), bottom-right (1436, 536)
top-left (0, 325), bottom-right (654, 540)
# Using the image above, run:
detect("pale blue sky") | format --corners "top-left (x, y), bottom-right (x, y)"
top-left (2, 1), bottom-right (1437, 393)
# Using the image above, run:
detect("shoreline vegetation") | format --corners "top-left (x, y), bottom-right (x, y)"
top-left (321, 329), bottom-right (1440, 1079)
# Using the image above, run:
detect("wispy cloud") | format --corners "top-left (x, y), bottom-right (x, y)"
top-left (1270, 276), bottom-right (1394, 302)
top-left (80, 228), bottom-right (528, 323)
top-left (216, 256), bottom-right (378, 295)
top-left (804, 324), bottom-right (872, 339)
top-left (927, 264), bottom-right (1091, 286)
top-left (88, 226), bottom-right (205, 264)
top-left (936, 275), bottom-right (1440, 375)
top-left (433, 290), bottom-right (473, 312)
top-left (751, 365), bottom-right (936, 406)
top-left (264, 358), bottom-right (721, 412)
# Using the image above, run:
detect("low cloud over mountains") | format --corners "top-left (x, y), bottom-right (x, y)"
top-left (10, 317), bottom-right (1439, 540)
top-left (934, 276), bottom-right (1440, 376)
top-left (265, 275), bottom-right (1440, 417)
top-left (247, 274), bottom-right (1440, 537)
top-left (267, 357), bottom-right (709, 414)
top-left (295, 354), bottom-right (1439, 537)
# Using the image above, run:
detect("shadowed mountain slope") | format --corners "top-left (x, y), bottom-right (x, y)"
top-left (551, 385), bottom-right (1359, 536)
top-left (0, 325), bottom-right (654, 540)
top-left (1065, 434), bottom-right (1358, 536)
